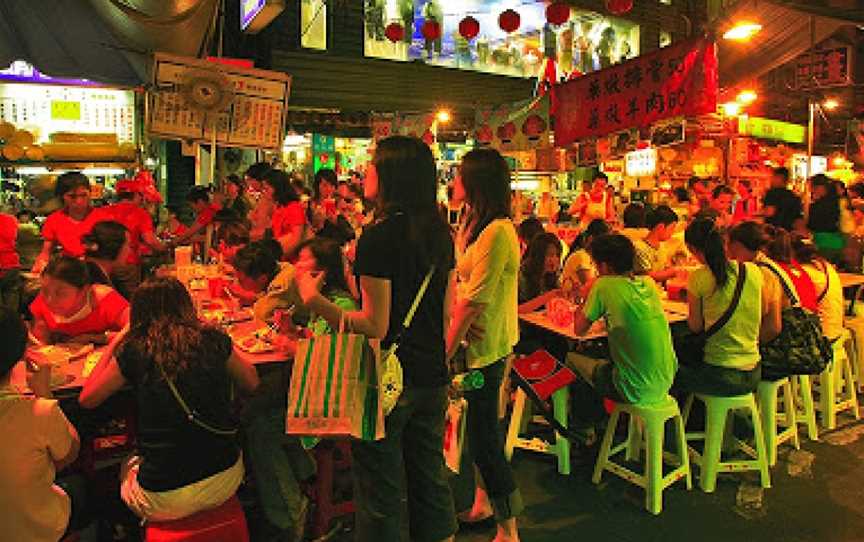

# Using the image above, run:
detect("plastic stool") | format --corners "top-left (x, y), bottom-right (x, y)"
top-left (309, 440), bottom-right (355, 538)
top-left (843, 320), bottom-right (864, 392)
top-left (505, 386), bottom-right (570, 475)
top-left (592, 395), bottom-right (691, 514)
top-left (790, 375), bottom-right (819, 441)
top-left (816, 340), bottom-right (860, 430)
top-left (682, 393), bottom-right (771, 493)
top-left (756, 378), bottom-right (799, 466)
top-left (144, 495), bottom-right (249, 542)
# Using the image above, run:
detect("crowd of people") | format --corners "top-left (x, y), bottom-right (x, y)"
top-left (0, 136), bottom-right (859, 542)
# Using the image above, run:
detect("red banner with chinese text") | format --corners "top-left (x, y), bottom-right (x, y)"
top-left (552, 37), bottom-right (718, 147)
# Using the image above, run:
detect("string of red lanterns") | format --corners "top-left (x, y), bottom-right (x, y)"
top-left (384, 1), bottom-right (634, 43)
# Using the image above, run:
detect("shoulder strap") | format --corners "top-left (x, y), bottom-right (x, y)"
top-left (156, 362), bottom-right (238, 437)
top-left (756, 261), bottom-right (800, 307)
top-left (403, 267), bottom-right (436, 328)
top-left (706, 262), bottom-right (746, 338)
top-left (816, 260), bottom-right (830, 304)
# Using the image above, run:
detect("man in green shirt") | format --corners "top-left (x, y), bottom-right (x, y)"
top-left (569, 234), bottom-right (677, 405)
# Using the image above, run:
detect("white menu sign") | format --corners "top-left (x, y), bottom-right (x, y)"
top-left (148, 54), bottom-right (291, 150)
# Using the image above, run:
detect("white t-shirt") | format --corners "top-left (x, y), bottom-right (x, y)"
top-left (802, 261), bottom-right (844, 340)
top-left (457, 219), bottom-right (520, 368)
top-left (0, 393), bottom-right (75, 542)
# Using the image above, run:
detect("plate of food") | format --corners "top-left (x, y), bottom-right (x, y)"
top-left (232, 326), bottom-right (277, 354)
top-left (201, 307), bottom-right (254, 326)
top-left (27, 344), bottom-right (94, 366)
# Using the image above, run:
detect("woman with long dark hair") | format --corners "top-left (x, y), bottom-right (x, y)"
top-left (79, 278), bottom-right (259, 521)
top-left (518, 232), bottom-right (562, 314)
top-left (678, 219), bottom-right (779, 395)
top-left (296, 136), bottom-right (457, 542)
top-left (447, 148), bottom-right (522, 542)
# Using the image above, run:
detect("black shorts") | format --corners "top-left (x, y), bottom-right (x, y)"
top-left (592, 361), bottom-right (627, 403)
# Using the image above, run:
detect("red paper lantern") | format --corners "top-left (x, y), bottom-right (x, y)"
top-left (522, 115), bottom-right (548, 141)
top-left (384, 22), bottom-right (405, 43)
top-left (421, 129), bottom-right (435, 146)
top-left (606, 0), bottom-right (634, 15)
top-left (497, 122), bottom-right (517, 143)
top-left (546, 2), bottom-right (570, 26)
top-left (422, 20), bottom-right (442, 41)
top-left (476, 125), bottom-right (494, 146)
top-left (498, 9), bottom-right (521, 33)
top-left (459, 16), bottom-right (480, 40)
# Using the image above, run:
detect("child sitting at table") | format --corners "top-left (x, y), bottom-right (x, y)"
top-left (30, 256), bottom-right (130, 345)
top-left (293, 237), bottom-right (358, 334)
top-left (634, 205), bottom-right (681, 283)
top-left (0, 306), bottom-right (83, 542)
top-left (212, 219), bottom-right (251, 265)
top-left (232, 241), bottom-right (304, 322)
top-left (568, 233), bottom-right (677, 405)
top-left (561, 219), bottom-right (610, 300)
top-left (79, 278), bottom-right (259, 522)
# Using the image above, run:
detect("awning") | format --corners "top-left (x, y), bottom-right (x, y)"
top-left (717, 0), bottom-right (852, 88)
top-left (0, 0), bottom-right (218, 87)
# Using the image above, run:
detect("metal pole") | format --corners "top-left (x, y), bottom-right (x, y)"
top-left (808, 99), bottom-right (815, 178)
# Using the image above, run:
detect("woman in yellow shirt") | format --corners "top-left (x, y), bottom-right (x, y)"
top-left (447, 149), bottom-right (522, 542)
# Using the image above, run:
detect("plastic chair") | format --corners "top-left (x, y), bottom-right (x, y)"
top-left (816, 339), bottom-right (860, 430)
top-left (592, 395), bottom-right (691, 514)
top-left (843, 319), bottom-right (864, 392)
top-left (682, 393), bottom-right (771, 493)
top-left (308, 440), bottom-right (355, 539)
top-left (756, 378), bottom-right (799, 466)
top-left (144, 495), bottom-right (249, 542)
top-left (790, 375), bottom-right (819, 441)
top-left (504, 386), bottom-right (570, 475)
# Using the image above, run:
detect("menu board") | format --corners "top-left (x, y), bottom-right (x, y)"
top-left (148, 54), bottom-right (291, 150)
top-left (0, 83), bottom-right (135, 143)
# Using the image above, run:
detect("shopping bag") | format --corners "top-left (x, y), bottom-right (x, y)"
top-left (443, 398), bottom-right (467, 474)
top-left (286, 331), bottom-right (385, 441)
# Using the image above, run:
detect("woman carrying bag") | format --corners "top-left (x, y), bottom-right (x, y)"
top-left (447, 149), bottom-right (522, 542)
top-left (296, 136), bottom-right (457, 542)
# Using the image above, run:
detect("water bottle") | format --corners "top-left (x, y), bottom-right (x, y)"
top-left (452, 370), bottom-right (485, 391)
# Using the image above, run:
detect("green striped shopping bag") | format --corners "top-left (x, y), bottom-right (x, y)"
top-left (286, 330), bottom-right (385, 441)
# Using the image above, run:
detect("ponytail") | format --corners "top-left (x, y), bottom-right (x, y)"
top-left (685, 217), bottom-right (729, 287)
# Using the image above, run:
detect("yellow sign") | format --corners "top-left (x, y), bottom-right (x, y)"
top-left (51, 100), bottom-right (81, 121)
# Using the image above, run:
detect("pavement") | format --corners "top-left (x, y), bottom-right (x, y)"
top-left (455, 413), bottom-right (864, 542)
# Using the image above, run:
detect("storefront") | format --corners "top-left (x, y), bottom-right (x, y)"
top-left (364, 1), bottom-right (640, 80)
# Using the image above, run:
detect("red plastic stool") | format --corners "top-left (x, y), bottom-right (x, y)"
top-left (309, 440), bottom-right (355, 538)
top-left (144, 495), bottom-right (249, 542)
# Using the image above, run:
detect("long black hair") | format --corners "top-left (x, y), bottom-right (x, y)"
top-left (83, 221), bottom-right (128, 261)
top-left (263, 169), bottom-right (299, 206)
top-left (373, 136), bottom-right (452, 268)
top-left (685, 217), bottom-right (729, 286)
top-left (728, 221), bottom-right (768, 253)
top-left (295, 237), bottom-right (350, 296)
top-left (460, 148), bottom-right (512, 247)
top-left (521, 232), bottom-right (562, 299)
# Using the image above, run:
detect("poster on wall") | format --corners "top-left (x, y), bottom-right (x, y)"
top-left (475, 95), bottom-right (550, 151)
top-left (553, 37), bottom-right (718, 146)
top-left (148, 54), bottom-right (291, 151)
top-left (364, 1), bottom-right (640, 80)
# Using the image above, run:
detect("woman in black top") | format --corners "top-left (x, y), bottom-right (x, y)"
top-left (808, 174), bottom-right (844, 262)
top-left (297, 136), bottom-right (457, 542)
top-left (79, 278), bottom-right (259, 521)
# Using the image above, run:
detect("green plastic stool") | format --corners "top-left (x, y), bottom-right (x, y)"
top-left (682, 393), bottom-right (771, 493)
top-left (816, 340), bottom-right (860, 430)
top-left (592, 395), bottom-right (692, 515)
top-left (790, 375), bottom-right (819, 441)
top-left (756, 378), bottom-right (800, 466)
top-left (505, 386), bottom-right (570, 475)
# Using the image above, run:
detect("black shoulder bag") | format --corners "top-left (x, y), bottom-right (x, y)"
top-left (673, 262), bottom-right (747, 367)
top-left (757, 262), bottom-right (832, 379)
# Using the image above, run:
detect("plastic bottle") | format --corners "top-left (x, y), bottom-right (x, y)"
top-left (452, 370), bottom-right (485, 391)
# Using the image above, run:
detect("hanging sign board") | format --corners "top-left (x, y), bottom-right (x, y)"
top-left (148, 53), bottom-right (291, 151)
top-left (553, 37), bottom-right (718, 146)
top-left (738, 116), bottom-right (805, 144)
top-left (625, 148), bottom-right (657, 177)
top-left (241, 0), bottom-right (285, 33)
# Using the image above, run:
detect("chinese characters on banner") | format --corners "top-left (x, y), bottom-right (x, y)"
top-left (552, 37), bottom-right (718, 147)
top-left (475, 96), bottom-right (551, 152)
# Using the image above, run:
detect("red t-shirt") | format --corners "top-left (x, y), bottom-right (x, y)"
top-left (90, 202), bottom-right (154, 265)
top-left (42, 209), bottom-right (99, 258)
top-left (30, 284), bottom-right (129, 338)
top-left (272, 202), bottom-right (307, 239)
top-left (196, 204), bottom-right (220, 227)
top-left (778, 261), bottom-right (818, 313)
top-left (0, 213), bottom-right (20, 270)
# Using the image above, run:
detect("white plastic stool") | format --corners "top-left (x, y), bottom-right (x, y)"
top-left (816, 340), bottom-right (860, 430)
top-left (682, 393), bottom-right (771, 493)
top-left (592, 395), bottom-right (691, 514)
top-left (505, 386), bottom-right (570, 475)
top-left (756, 378), bottom-right (799, 466)
top-left (790, 375), bottom-right (819, 441)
